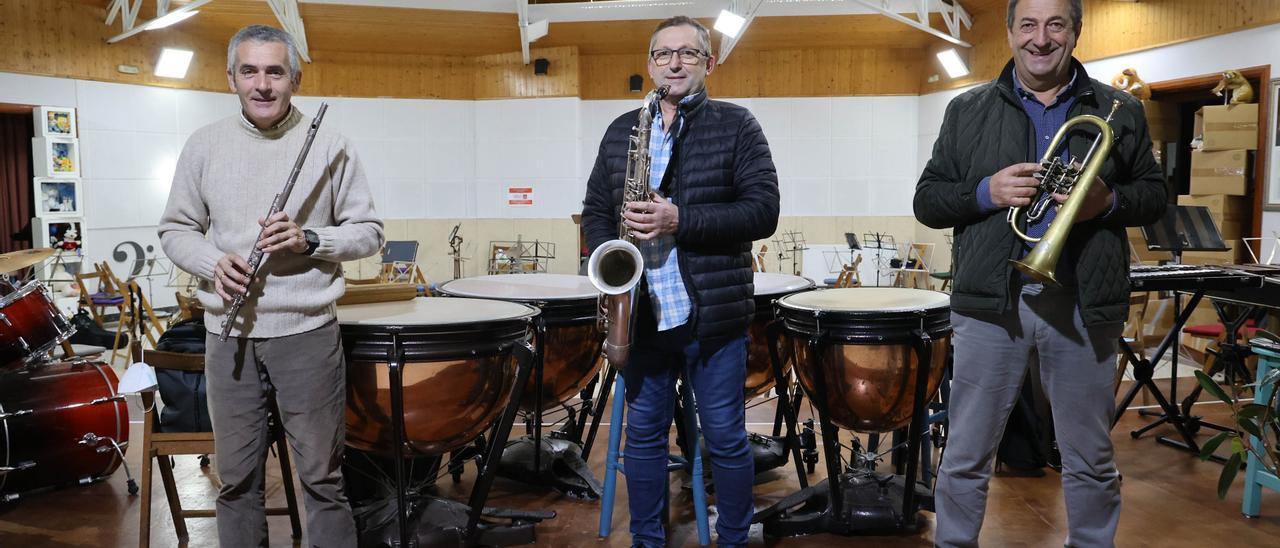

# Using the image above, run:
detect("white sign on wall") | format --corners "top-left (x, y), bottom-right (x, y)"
top-left (508, 186), bottom-right (533, 207)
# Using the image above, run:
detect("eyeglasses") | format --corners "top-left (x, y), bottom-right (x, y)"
top-left (650, 48), bottom-right (707, 66)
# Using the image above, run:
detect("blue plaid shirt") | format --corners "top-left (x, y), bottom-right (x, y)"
top-left (641, 91), bottom-right (704, 331)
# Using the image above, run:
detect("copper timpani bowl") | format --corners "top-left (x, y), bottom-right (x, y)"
top-left (775, 287), bottom-right (950, 433)
top-left (745, 273), bottom-right (814, 399)
top-left (338, 297), bottom-right (537, 457)
top-left (440, 274), bottom-right (603, 411)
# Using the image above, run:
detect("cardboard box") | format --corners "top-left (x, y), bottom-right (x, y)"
top-left (1194, 103), bottom-right (1259, 151)
top-left (1144, 100), bottom-right (1180, 143)
top-left (1188, 149), bottom-right (1250, 195)
top-left (1177, 194), bottom-right (1250, 220)
top-left (1181, 247), bottom-right (1244, 266)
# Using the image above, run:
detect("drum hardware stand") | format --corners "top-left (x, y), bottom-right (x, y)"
top-left (755, 324), bottom-right (935, 536)
top-left (496, 317), bottom-right (605, 499)
top-left (376, 337), bottom-right (552, 548)
top-left (78, 432), bottom-right (137, 495)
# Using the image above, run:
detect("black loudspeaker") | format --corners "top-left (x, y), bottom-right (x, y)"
top-left (534, 58), bottom-right (550, 75)
top-left (629, 74), bottom-right (644, 92)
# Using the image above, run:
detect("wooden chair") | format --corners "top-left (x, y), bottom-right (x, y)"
top-left (110, 279), bottom-right (166, 363)
top-left (74, 264), bottom-right (125, 326)
top-left (833, 255), bottom-right (863, 288)
top-left (893, 242), bottom-right (934, 289)
top-left (752, 244), bottom-right (769, 273)
top-left (133, 342), bottom-right (301, 547)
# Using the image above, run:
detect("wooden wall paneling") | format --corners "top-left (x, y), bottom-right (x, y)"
top-left (306, 51), bottom-right (473, 99)
top-left (923, 0), bottom-right (1280, 94)
top-left (473, 46), bottom-right (580, 100)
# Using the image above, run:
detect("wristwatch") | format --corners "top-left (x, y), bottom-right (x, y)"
top-left (302, 229), bottom-right (320, 256)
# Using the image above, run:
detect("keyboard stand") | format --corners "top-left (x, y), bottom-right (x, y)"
top-left (1114, 288), bottom-right (1218, 460)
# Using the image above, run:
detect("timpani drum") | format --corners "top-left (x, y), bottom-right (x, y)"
top-left (0, 359), bottom-right (128, 498)
top-left (338, 297), bottom-right (538, 457)
top-left (439, 274), bottom-right (601, 411)
top-left (745, 273), bottom-right (814, 399)
top-left (775, 287), bottom-right (950, 433)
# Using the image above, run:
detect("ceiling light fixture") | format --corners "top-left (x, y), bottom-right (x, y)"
top-left (936, 48), bottom-right (969, 78)
top-left (714, 9), bottom-right (746, 38)
top-left (155, 48), bottom-right (194, 79)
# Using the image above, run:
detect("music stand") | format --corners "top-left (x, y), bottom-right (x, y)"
top-left (1121, 205), bottom-right (1229, 458)
top-left (862, 232), bottom-right (895, 287)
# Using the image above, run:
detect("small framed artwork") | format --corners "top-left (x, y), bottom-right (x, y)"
top-left (34, 106), bottom-right (76, 137)
top-left (36, 217), bottom-right (84, 251)
top-left (33, 178), bottom-right (83, 217)
top-left (32, 137), bottom-right (80, 178)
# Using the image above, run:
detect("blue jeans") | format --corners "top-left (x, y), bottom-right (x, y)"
top-left (623, 324), bottom-right (754, 548)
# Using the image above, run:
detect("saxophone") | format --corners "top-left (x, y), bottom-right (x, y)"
top-left (586, 85), bottom-right (669, 369)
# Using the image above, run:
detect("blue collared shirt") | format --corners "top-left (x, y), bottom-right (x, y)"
top-left (641, 91), bottom-right (704, 331)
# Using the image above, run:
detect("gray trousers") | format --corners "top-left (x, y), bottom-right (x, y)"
top-left (934, 284), bottom-right (1123, 548)
top-left (205, 320), bottom-right (357, 548)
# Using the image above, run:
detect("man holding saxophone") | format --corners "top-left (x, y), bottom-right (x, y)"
top-left (915, 1), bottom-right (1165, 546)
top-left (581, 15), bottom-right (779, 548)
top-left (158, 25), bottom-right (382, 547)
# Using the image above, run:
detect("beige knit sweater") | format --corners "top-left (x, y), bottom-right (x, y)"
top-left (158, 107), bottom-right (384, 338)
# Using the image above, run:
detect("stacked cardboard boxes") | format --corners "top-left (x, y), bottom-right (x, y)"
top-left (1179, 103), bottom-right (1256, 266)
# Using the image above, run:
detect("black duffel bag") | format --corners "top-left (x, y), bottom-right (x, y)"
top-left (153, 318), bottom-right (212, 433)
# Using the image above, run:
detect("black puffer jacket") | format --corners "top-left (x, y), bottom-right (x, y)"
top-left (915, 60), bottom-right (1167, 325)
top-left (582, 95), bottom-right (780, 343)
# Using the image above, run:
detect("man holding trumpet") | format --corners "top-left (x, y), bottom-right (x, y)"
top-left (914, 0), bottom-right (1166, 546)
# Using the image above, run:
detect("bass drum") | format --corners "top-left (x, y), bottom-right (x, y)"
top-left (339, 297), bottom-right (537, 457)
top-left (744, 273), bottom-right (814, 399)
top-left (439, 274), bottom-right (601, 411)
top-left (0, 281), bottom-right (75, 367)
top-left (776, 287), bottom-right (950, 433)
top-left (0, 359), bottom-right (128, 498)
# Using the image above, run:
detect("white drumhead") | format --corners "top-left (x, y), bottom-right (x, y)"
top-left (779, 287), bottom-right (950, 313)
top-left (439, 274), bottom-right (598, 301)
top-left (754, 272), bottom-right (814, 296)
top-left (337, 297), bottom-right (536, 326)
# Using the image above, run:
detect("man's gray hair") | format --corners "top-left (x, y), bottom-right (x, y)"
top-left (227, 25), bottom-right (302, 81)
top-left (1007, 0), bottom-right (1083, 35)
top-left (649, 16), bottom-right (712, 56)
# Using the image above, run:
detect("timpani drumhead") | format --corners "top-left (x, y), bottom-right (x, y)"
top-left (754, 273), bottom-right (815, 297)
top-left (439, 274), bottom-right (598, 301)
top-left (778, 287), bottom-right (949, 314)
top-left (337, 296), bottom-right (537, 327)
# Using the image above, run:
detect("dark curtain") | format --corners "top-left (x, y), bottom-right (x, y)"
top-left (0, 112), bottom-right (35, 254)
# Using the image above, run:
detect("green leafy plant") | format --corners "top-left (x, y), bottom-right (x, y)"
top-left (1196, 330), bottom-right (1280, 499)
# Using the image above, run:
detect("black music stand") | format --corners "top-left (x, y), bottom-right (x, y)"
top-left (863, 232), bottom-right (895, 287)
top-left (1116, 205), bottom-right (1230, 458)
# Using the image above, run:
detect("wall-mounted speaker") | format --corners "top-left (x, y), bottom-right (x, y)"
top-left (534, 58), bottom-right (550, 75)
top-left (629, 74), bottom-right (643, 93)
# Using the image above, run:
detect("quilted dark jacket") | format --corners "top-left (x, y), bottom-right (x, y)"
top-left (914, 59), bottom-right (1167, 326)
top-left (582, 96), bottom-right (780, 343)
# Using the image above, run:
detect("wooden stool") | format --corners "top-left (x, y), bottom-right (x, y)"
top-left (1244, 339), bottom-right (1280, 517)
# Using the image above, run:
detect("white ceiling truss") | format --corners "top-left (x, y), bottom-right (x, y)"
top-left (716, 0), bottom-right (766, 63)
top-left (105, 0), bottom-right (314, 64)
top-left (104, 1), bottom-right (971, 64)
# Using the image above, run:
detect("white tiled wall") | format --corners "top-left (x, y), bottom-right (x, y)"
top-left (2, 71), bottom-right (933, 305)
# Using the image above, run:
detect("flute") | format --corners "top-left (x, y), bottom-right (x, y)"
top-left (218, 103), bottom-right (328, 342)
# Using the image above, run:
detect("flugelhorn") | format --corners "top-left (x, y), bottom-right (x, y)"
top-left (1009, 99), bottom-right (1121, 286)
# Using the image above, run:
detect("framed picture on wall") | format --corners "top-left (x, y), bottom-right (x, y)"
top-left (34, 106), bottom-right (76, 137)
top-left (32, 137), bottom-right (80, 178)
top-left (33, 177), bottom-right (83, 218)
top-left (36, 217), bottom-right (84, 251)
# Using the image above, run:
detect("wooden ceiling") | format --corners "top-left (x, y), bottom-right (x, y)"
top-left (85, 0), bottom-right (1009, 57)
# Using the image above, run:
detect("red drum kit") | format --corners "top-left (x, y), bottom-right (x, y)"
top-left (0, 248), bottom-right (132, 502)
